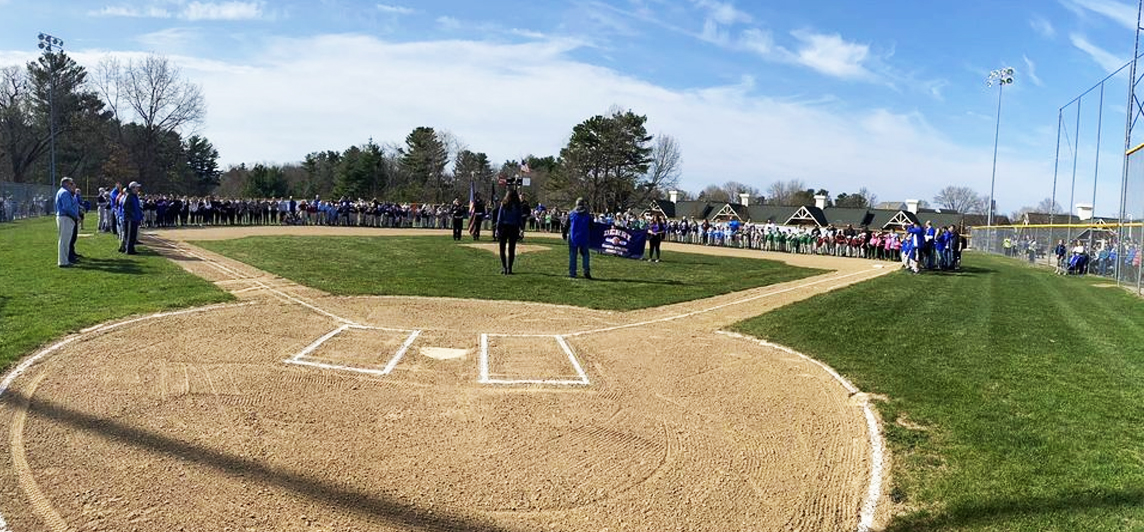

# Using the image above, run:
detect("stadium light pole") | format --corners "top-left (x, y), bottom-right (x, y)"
top-left (37, 33), bottom-right (63, 191)
top-left (986, 67), bottom-right (1015, 252)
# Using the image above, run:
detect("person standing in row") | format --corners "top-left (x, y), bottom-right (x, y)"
top-left (54, 177), bottom-right (80, 268)
top-left (647, 214), bottom-right (666, 263)
top-left (568, 197), bottom-right (592, 279)
top-left (496, 190), bottom-right (523, 275)
top-left (450, 198), bottom-right (466, 241)
top-left (468, 193), bottom-right (487, 240)
top-left (119, 181), bottom-right (143, 254)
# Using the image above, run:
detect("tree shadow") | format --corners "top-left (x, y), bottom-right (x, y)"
top-left (6, 389), bottom-right (519, 532)
top-left (887, 488), bottom-right (1144, 531)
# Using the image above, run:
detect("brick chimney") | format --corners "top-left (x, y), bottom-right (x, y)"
top-left (906, 199), bottom-right (919, 214)
top-left (738, 193), bottom-right (750, 206)
top-left (814, 194), bottom-right (827, 209)
top-left (669, 190), bottom-right (679, 203)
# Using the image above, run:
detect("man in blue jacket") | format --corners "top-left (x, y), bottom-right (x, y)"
top-left (54, 177), bottom-right (80, 267)
top-left (568, 197), bottom-right (592, 279)
top-left (120, 181), bottom-right (144, 254)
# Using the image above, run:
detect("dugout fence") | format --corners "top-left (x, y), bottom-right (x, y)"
top-left (0, 182), bottom-right (54, 223)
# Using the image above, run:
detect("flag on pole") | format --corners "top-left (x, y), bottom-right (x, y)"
top-left (468, 179), bottom-right (475, 215)
top-left (521, 161), bottom-right (531, 174)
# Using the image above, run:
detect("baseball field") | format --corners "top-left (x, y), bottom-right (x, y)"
top-left (1, 218), bottom-right (1142, 531)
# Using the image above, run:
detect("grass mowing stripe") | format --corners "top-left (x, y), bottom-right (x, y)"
top-left (730, 253), bottom-right (1144, 532)
top-left (0, 218), bottom-right (232, 373)
top-left (195, 235), bottom-right (825, 311)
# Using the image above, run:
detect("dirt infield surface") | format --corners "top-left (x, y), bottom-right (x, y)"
top-left (0, 227), bottom-right (894, 532)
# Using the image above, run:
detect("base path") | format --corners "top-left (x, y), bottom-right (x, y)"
top-left (0, 226), bottom-right (895, 532)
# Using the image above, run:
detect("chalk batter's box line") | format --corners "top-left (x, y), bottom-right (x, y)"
top-left (284, 324), bottom-right (422, 376)
top-left (479, 333), bottom-right (591, 386)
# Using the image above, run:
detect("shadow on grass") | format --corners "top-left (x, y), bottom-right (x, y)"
top-left (887, 488), bottom-right (1144, 532)
top-left (526, 271), bottom-right (685, 286)
top-left (74, 257), bottom-right (145, 275)
top-left (8, 389), bottom-right (516, 532)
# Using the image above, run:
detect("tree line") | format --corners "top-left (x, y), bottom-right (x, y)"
top-left (0, 51), bottom-right (218, 196)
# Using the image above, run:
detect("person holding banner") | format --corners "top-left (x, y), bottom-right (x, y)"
top-left (568, 197), bottom-right (592, 279)
top-left (495, 190), bottom-right (523, 275)
top-left (468, 193), bottom-right (486, 240)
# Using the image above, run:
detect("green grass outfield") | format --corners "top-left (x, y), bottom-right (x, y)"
top-left (195, 235), bottom-right (824, 311)
top-left (0, 217), bottom-right (231, 373)
top-left (731, 253), bottom-right (1144, 532)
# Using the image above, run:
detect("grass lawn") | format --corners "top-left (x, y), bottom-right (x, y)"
top-left (731, 253), bottom-right (1144, 531)
top-left (195, 235), bottom-right (825, 311)
top-left (0, 218), bottom-right (232, 372)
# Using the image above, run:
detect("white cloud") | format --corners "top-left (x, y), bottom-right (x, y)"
top-left (90, 5), bottom-right (172, 18)
top-left (1022, 55), bottom-right (1044, 86)
top-left (1030, 15), bottom-right (1056, 38)
top-left (788, 30), bottom-right (872, 80)
top-left (137, 27), bottom-right (202, 50)
top-left (1062, 0), bottom-right (1139, 30)
top-left (1070, 33), bottom-right (1127, 72)
top-left (182, 1), bottom-right (264, 21)
top-left (691, 0), bottom-right (752, 25)
top-left (376, 3), bottom-right (415, 15)
top-left (0, 34), bottom-right (1046, 211)
top-left (436, 16), bottom-right (461, 31)
top-left (90, 2), bottom-right (265, 21)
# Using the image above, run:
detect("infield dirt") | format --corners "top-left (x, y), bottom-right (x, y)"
top-left (0, 226), bottom-right (894, 532)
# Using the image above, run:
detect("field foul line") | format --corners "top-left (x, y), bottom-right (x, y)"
top-left (0, 301), bottom-right (254, 532)
top-left (284, 326), bottom-right (421, 376)
top-left (152, 237), bottom-right (361, 326)
top-left (478, 334), bottom-right (590, 386)
top-left (564, 267), bottom-right (888, 338)
top-left (714, 331), bottom-right (884, 532)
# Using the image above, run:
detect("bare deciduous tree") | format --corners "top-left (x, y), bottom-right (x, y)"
top-left (646, 134), bottom-right (682, 198)
top-left (765, 178), bottom-right (806, 206)
top-left (1036, 197), bottom-right (1063, 214)
top-left (933, 185), bottom-right (985, 214)
top-left (122, 54), bottom-right (205, 135)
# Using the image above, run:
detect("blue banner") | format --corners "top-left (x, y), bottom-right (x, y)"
top-left (589, 223), bottom-right (647, 259)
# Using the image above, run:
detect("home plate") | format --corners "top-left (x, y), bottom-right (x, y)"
top-left (422, 347), bottom-right (468, 360)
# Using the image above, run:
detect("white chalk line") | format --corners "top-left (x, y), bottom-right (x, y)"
top-left (0, 301), bottom-right (255, 532)
top-left (151, 237), bottom-right (360, 326)
top-left (565, 266), bottom-right (889, 339)
top-left (284, 325), bottom-right (422, 377)
top-left (714, 331), bottom-right (884, 532)
top-left (479, 334), bottom-right (590, 386)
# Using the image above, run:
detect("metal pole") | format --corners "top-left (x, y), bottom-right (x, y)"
top-left (1122, 0), bottom-right (1144, 290)
top-left (988, 82), bottom-right (1004, 253)
top-left (1091, 82), bottom-right (1105, 253)
top-left (1050, 109), bottom-right (1063, 264)
top-left (1067, 99), bottom-right (1082, 247)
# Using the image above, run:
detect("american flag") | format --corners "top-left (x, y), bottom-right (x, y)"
top-left (521, 161), bottom-right (531, 174)
top-left (468, 180), bottom-right (475, 215)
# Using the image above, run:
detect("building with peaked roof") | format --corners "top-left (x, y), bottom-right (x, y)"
top-left (640, 193), bottom-right (970, 231)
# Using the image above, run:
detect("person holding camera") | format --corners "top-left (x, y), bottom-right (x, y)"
top-left (495, 190), bottom-right (523, 275)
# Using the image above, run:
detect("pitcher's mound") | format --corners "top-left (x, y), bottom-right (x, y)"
top-left (462, 242), bottom-right (549, 254)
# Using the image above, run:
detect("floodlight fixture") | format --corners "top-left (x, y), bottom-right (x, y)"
top-left (985, 66), bottom-right (1016, 248)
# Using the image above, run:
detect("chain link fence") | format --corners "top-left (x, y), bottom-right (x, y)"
top-left (0, 182), bottom-right (54, 223)
top-left (973, 222), bottom-right (1142, 293)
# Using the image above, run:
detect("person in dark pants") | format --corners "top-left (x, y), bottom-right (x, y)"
top-left (120, 181), bottom-right (144, 254)
top-left (647, 214), bottom-right (665, 263)
top-left (568, 197), bottom-right (592, 279)
top-left (451, 198), bottom-right (466, 241)
top-left (495, 190), bottom-right (523, 275)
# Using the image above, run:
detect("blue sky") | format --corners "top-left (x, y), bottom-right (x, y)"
top-left (0, 0), bottom-right (1140, 215)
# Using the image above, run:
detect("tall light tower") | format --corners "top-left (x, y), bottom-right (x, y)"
top-left (37, 33), bottom-right (63, 190)
top-left (986, 67), bottom-right (1015, 251)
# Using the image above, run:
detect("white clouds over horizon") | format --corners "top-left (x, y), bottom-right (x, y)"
top-left (1070, 33), bottom-right (1126, 72)
top-left (91, 1), bottom-right (266, 21)
top-left (0, 33), bottom-right (1044, 209)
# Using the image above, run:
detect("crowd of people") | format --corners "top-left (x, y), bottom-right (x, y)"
top-left (53, 183), bottom-right (973, 276)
